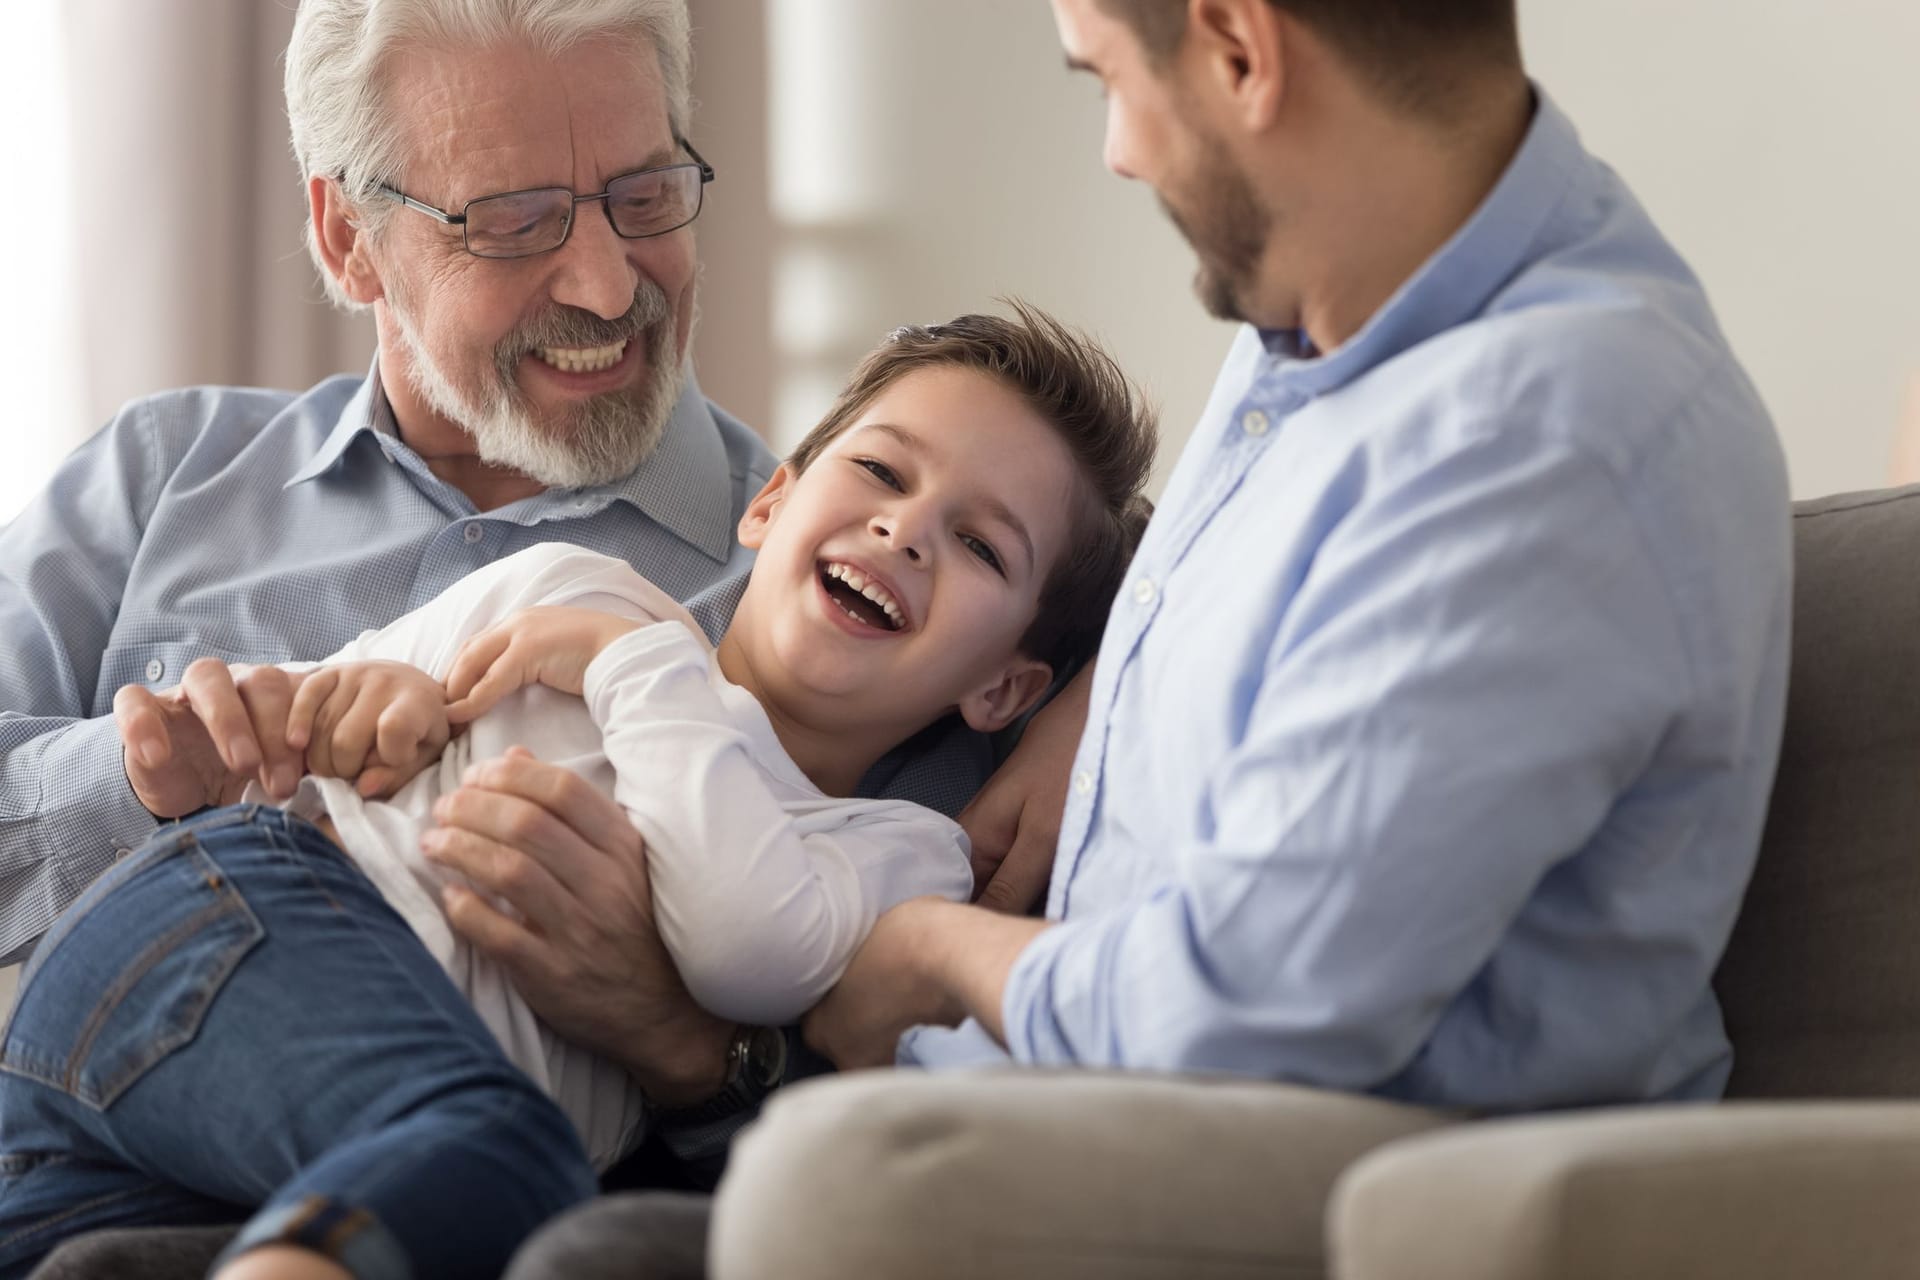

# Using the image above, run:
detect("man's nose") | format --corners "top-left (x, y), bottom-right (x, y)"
top-left (548, 203), bottom-right (641, 320)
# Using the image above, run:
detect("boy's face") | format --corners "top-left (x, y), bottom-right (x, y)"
top-left (732, 365), bottom-right (1080, 737)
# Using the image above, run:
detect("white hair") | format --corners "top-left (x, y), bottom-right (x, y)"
top-left (285, 0), bottom-right (693, 309)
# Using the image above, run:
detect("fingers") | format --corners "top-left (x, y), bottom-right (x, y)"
top-left (974, 836), bottom-right (1051, 915)
top-left (180, 658), bottom-right (260, 775)
top-left (421, 819), bottom-right (579, 937)
top-left (444, 628), bottom-right (515, 720)
top-left (234, 666), bottom-right (300, 799)
top-left (442, 882), bottom-right (545, 973)
top-left (286, 667), bottom-right (338, 752)
top-left (458, 749), bottom-right (646, 870)
top-left (958, 787), bottom-right (1020, 893)
top-left (113, 683), bottom-right (174, 771)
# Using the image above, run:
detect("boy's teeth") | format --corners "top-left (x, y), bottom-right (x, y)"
top-left (533, 340), bottom-right (628, 373)
top-left (824, 562), bottom-right (905, 628)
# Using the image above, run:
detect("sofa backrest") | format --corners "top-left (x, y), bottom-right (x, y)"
top-left (1716, 486), bottom-right (1920, 1098)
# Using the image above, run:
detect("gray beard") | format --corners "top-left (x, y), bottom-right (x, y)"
top-left (387, 281), bottom-right (684, 490)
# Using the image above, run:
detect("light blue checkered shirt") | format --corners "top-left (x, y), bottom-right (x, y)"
top-left (0, 363), bottom-right (989, 964)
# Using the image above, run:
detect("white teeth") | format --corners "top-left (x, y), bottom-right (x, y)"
top-left (823, 562), bottom-right (905, 629)
top-left (533, 340), bottom-right (628, 374)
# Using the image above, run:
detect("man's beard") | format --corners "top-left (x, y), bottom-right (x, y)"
top-left (387, 278), bottom-right (684, 490)
top-left (1159, 137), bottom-right (1270, 324)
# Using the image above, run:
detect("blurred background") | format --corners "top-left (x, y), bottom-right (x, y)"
top-left (2, 0), bottom-right (1917, 525)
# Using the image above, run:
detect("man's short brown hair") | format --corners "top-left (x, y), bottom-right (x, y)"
top-left (1099, 0), bottom-right (1521, 121)
top-left (788, 301), bottom-right (1156, 676)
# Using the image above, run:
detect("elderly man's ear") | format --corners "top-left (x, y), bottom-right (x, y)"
top-left (309, 175), bottom-right (386, 307)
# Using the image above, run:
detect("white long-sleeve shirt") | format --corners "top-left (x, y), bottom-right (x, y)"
top-left (264, 543), bottom-right (973, 1167)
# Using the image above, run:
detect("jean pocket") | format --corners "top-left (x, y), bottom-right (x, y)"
top-left (0, 840), bottom-right (264, 1110)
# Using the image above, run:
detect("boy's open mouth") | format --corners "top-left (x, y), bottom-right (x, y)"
top-left (818, 560), bottom-right (907, 632)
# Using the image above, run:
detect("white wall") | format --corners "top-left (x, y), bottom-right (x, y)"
top-left (692, 1), bottom-right (1920, 500)
top-left (1520, 0), bottom-right (1920, 498)
top-left (689, 0), bottom-right (1237, 491)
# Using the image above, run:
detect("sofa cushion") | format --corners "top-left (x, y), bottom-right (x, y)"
top-left (1716, 486), bottom-right (1920, 1097)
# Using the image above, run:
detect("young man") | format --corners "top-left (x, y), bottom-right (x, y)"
top-left (0, 308), bottom-right (1154, 1280)
top-left (510, 2), bottom-right (1791, 1277)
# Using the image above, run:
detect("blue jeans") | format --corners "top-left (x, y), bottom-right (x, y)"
top-left (0, 806), bottom-right (598, 1279)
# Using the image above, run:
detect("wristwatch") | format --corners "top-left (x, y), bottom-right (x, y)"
top-left (654, 1023), bottom-right (788, 1125)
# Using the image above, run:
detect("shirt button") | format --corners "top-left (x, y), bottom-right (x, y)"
top-left (1242, 409), bottom-right (1271, 437)
top-left (145, 659), bottom-right (165, 682)
top-left (114, 847), bottom-right (133, 861)
top-left (1132, 577), bottom-right (1158, 607)
top-left (1074, 771), bottom-right (1094, 795)
top-left (463, 524), bottom-right (485, 544)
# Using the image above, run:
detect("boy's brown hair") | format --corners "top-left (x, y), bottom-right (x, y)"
top-left (788, 300), bottom-right (1156, 675)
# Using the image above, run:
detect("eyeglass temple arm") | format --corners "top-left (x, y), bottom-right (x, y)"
top-left (374, 184), bottom-right (467, 226)
top-left (679, 138), bottom-right (716, 184)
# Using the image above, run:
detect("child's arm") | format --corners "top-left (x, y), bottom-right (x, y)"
top-left (575, 625), bottom-right (974, 1027)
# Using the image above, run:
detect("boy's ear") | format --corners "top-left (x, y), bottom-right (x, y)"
top-left (737, 463), bottom-right (798, 550)
top-left (957, 657), bottom-right (1054, 735)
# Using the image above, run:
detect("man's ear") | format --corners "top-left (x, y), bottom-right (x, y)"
top-left (1187, 0), bottom-right (1286, 131)
top-left (957, 657), bottom-right (1054, 735)
top-left (310, 175), bottom-right (385, 306)
top-left (737, 463), bottom-right (798, 551)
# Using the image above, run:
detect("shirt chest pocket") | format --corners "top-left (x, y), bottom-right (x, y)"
top-left (94, 641), bottom-right (293, 717)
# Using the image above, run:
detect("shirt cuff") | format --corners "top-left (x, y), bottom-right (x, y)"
top-left (1000, 915), bottom-right (1109, 1066)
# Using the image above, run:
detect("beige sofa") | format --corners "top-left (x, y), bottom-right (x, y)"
top-left (1328, 485), bottom-right (1920, 1279)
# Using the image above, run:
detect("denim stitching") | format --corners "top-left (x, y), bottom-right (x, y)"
top-left (17, 828), bottom-right (203, 985)
top-left (0, 1182), bottom-right (166, 1251)
top-left (61, 876), bottom-right (263, 1109)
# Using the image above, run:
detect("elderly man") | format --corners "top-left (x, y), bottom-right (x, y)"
top-left (505, 0), bottom-right (1794, 1277)
top-left (4, 2), bottom-right (1069, 1273)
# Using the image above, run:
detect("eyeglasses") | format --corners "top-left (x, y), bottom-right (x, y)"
top-left (373, 140), bottom-right (715, 260)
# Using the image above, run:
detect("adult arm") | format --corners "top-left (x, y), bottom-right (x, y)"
top-left (958, 663), bottom-right (1091, 913)
top-left (0, 405), bottom-right (167, 961)
top-left (813, 431), bottom-right (1696, 1082)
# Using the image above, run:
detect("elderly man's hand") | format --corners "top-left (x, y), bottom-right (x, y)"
top-left (424, 746), bottom-right (733, 1106)
top-left (959, 663), bottom-right (1092, 914)
top-left (114, 660), bottom-right (307, 817)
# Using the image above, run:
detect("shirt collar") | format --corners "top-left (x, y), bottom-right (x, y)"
top-left (593, 367), bottom-right (737, 563)
top-left (1257, 86), bottom-right (1584, 398)
top-left (282, 356), bottom-right (737, 564)
top-left (283, 356), bottom-right (388, 488)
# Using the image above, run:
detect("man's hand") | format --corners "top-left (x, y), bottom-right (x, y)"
top-left (443, 606), bottom-right (645, 725)
top-left (959, 664), bottom-right (1093, 914)
top-left (114, 659), bottom-right (306, 818)
top-left (803, 897), bottom-right (1052, 1069)
top-left (802, 899), bottom-right (966, 1070)
top-left (287, 660), bottom-right (450, 798)
top-left (424, 746), bottom-right (732, 1106)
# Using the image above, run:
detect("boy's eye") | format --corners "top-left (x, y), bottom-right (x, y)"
top-left (855, 458), bottom-right (903, 491)
top-left (960, 533), bottom-right (1004, 576)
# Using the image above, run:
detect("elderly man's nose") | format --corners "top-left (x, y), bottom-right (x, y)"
top-left (551, 209), bottom-right (640, 319)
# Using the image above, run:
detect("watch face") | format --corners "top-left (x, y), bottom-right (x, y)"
top-left (746, 1025), bottom-right (788, 1089)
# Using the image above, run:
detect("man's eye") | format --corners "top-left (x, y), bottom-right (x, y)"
top-left (961, 533), bottom-right (1004, 576)
top-left (856, 458), bottom-right (903, 490)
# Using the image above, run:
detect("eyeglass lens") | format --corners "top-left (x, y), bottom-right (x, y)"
top-left (463, 166), bottom-right (704, 258)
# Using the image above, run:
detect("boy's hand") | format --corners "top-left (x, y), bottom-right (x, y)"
top-left (287, 660), bottom-right (451, 799)
top-left (444, 606), bottom-right (643, 725)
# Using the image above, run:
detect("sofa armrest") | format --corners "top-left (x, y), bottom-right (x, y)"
top-left (1327, 1102), bottom-right (1920, 1280)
